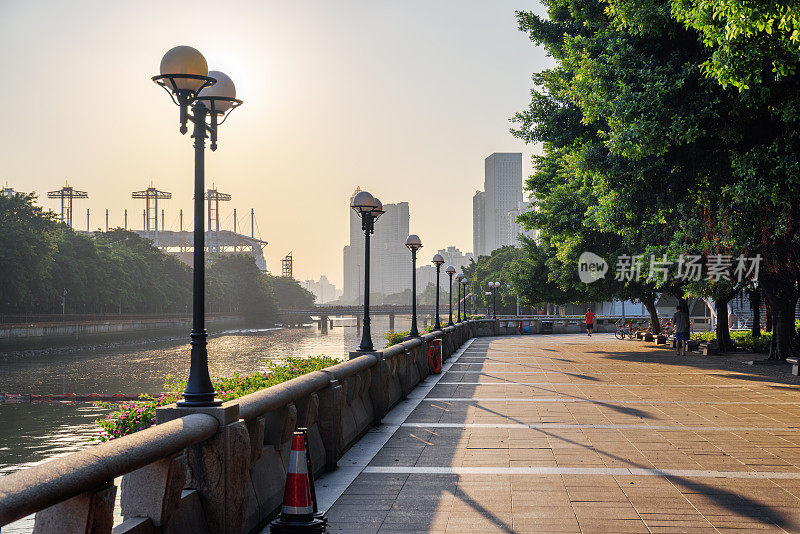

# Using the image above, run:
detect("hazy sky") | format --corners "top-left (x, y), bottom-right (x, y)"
top-left (0, 1), bottom-right (551, 286)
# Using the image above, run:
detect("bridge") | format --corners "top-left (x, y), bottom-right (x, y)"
top-left (277, 304), bottom-right (457, 331)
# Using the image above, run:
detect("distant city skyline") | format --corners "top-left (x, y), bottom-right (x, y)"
top-left (0, 1), bottom-right (550, 286)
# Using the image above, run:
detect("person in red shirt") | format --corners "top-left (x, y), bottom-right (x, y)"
top-left (584, 308), bottom-right (595, 336)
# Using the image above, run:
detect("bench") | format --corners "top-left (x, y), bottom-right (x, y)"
top-left (788, 357), bottom-right (798, 376)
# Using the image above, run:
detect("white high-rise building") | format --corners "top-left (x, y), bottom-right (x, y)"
top-left (484, 152), bottom-right (523, 252)
top-left (473, 153), bottom-right (523, 256)
top-left (472, 191), bottom-right (486, 257)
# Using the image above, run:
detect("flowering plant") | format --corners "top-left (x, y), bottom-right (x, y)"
top-left (93, 356), bottom-right (338, 442)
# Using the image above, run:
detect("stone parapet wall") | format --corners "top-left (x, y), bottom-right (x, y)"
top-left (0, 320), bottom-right (484, 534)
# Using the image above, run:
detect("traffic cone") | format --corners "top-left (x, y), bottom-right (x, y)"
top-left (270, 432), bottom-right (327, 533)
top-left (298, 427), bottom-right (325, 523)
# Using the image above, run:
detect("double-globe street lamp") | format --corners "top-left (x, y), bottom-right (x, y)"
top-left (489, 281), bottom-right (501, 319)
top-left (445, 266), bottom-right (456, 326)
top-left (455, 273), bottom-right (464, 321)
top-left (351, 191), bottom-right (384, 353)
top-left (153, 45), bottom-right (242, 407)
top-left (432, 254), bottom-right (445, 330)
top-left (405, 235), bottom-right (423, 337)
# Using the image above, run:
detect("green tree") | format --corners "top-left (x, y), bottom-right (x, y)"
top-left (671, 0), bottom-right (800, 90)
top-left (0, 194), bottom-right (59, 312)
top-left (269, 275), bottom-right (316, 310)
top-left (207, 254), bottom-right (278, 322)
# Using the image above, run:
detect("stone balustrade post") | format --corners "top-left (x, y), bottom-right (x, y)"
top-left (33, 483), bottom-right (116, 534)
top-left (317, 378), bottom-right (344, 471)
top-left (368, 354), bottom-right (391, 423)
top-left (156, 404), bottom-right (250, 534)
top-left (119, 453), bottom-right (187, 528)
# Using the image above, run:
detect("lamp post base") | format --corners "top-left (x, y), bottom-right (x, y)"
top-left (178, 331), bottom-right (222, 407)
top-left (349, 349), bottom-right (378, 360)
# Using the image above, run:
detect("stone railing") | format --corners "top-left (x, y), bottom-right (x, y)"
top-left (496, 315), bottom-right (651, 334)
top-left (0, 320), bottom-right (485, 534)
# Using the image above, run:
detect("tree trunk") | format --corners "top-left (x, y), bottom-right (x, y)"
top-left (765, 298), bottom-right (773, 332)
top-left (768, 297), bottom-right (797, 360)
top-left (641, 295), bottom-right (661, 335)
top-left (749, 289), bottom-right (761, 338)
top-left (761, 273), bottom-right (799, 360)
top-left (715, 295), bottom-right (733, 353)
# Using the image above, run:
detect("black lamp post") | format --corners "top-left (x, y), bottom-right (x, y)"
top-left (489, 281), bottom-right (500, 319)
top-left (432, 254), bottom-right (445, 330)
top-left (445, 265), bottom-right (455, 326)
top-left (351, 191), bottom-right (384, 352)
top-left (455, 273), bottom-right (463, 322)
top-left (406, 234), bottom-right (423, 337)
top-left (153, 45), bottom-right (242, 407)
top-left (461, 277), bottom-right (469, 321)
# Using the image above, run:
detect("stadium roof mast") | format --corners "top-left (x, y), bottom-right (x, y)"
top-left (132, 184), bottom-right (172, 243)
top-left (204, 185), bottom-right (231, 252)
top-left (281, 252), bottom-right (293, 278)
top-left (47, 182), bottom-right (88, 229)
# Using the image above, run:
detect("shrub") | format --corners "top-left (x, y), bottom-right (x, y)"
top-left (691, 330), bottom-right (772, 352)
top-left (384, 331), bottom-right (408, 347)
top-left (383, 325), bottom-right (437, 348)
top-left (94, 356), bottom-right (339, 442)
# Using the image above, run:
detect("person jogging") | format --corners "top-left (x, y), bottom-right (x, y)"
top-left (673, 304), bottom-right (690, 356)
top-left (584, 308), bottom-right (595, 336)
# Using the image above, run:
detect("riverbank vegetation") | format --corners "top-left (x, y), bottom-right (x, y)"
top-left (469, 1), bottom-right (800, 359)
top-left (0, 194), bottom-right (314, 321)
top-left (94, 356), bottom-right (338, 441)
top-left (383, 325), bottom-right (435, 347)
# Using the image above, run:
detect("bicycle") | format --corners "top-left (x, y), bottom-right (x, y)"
top-left (615, 322), bottom-right (636, 340)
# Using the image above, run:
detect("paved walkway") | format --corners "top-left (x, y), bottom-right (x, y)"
top-left (322, 334), bottom-right (800, 533)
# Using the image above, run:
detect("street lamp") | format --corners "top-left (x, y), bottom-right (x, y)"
top-left (455, 273), bottom-right (464, 322)
top-left (445, 266), bottom-right (456, 326)
top-left (405, 234), bottom-right (423, 337)
top-left (153, 45), bottom-right (242, 407)
top-left (351, 191), bottom-right (383, 352)
top-left (488, 281), bottom-right (500, 319)
top-left (432, 254), bottom-right (445, 330)
top-left (461, 277), bottom-right (469, 320)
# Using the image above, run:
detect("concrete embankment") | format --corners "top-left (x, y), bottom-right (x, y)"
top-left (0, 315), bottom-right (247, 351)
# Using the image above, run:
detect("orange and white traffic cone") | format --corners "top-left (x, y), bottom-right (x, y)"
top-left (270, 432), bottom-right (327, 533)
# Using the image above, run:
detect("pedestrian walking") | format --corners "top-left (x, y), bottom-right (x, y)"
top-left (673, 304), bottom-right (690, 356)
top-left (584, 308), bottom-right (595, 336)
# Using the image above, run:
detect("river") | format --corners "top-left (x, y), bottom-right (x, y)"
top-left (0, 315), bottom-right (412, 478)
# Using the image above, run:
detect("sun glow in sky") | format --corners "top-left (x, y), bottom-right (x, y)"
top-left (0, 0), bottom-right (550, 286)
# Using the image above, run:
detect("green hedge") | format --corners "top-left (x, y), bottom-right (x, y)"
top-left (94, 356), bottom-right (338, 442)
top-left (690, 320), bottom-right (800, 353)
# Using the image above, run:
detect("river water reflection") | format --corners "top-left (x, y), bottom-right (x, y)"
top-left (0, 315), bottom-right (411, 477)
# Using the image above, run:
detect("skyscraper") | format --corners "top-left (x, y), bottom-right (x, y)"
top-left (472, 191), bottom-right (485, 257)
top-left (484, 152), bottom-right (523, 252)
top-left (473, 153), bottom-right (523, 256)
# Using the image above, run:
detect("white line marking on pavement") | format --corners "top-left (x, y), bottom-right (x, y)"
top-left (312, 338), bottom-right (475, 512)
top-left (446, 371), bottom-right (715, 375)
top-left (400, 422), bottom-right (800, 432)
top-left (424, 397), bottom-right (800, 405)
top-left (435, 382), bottom-right (755, 387)
top-left (361, 466), bottom-right (800, 479)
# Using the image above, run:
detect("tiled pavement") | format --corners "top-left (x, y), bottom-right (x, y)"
top-left (323, 334), bottom-right (800, 533)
